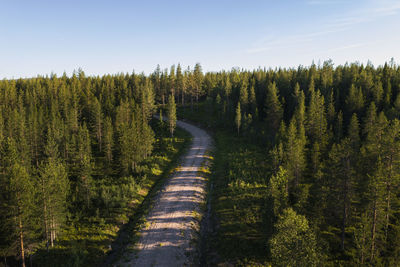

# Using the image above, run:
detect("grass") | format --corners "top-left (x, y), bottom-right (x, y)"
top-left (180, 104), bottom-right (272, 266)
top-left (32, 121), bottom-right (191, 267)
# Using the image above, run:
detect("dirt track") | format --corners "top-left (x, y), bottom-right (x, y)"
top-left (123, 119), bottom-right (211, 266)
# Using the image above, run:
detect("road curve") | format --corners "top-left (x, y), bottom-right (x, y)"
top-left (123, 119), bottom-right (212, 266)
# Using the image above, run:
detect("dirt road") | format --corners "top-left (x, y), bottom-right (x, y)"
top-left (123, 119), bottom-right (212, 266)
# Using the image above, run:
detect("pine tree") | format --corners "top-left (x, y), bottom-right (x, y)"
top-left (91, 97), bottom-right (103, 152)
top-left (335, 110), bottom-right (343, 142)
top-left (193, 63), bottom-right (203, 104)
top-left (103, 116), bottom-right (114, 164)
top-left (327, 90), bottom-right (336, 125)
top-left (76, 124), bottom-right (93, 209)
top-left (1, 138), bottom-right (35, 267)
top-left (167, 94), bottom-right (177, 137)
top-left (169, 65), bottom-right (176, 97)
top-left (363, 102), bottom-right (377, 138)
top-left (235, 102), bottom-right (241, 135)
top-left (284, 119), bottom-right (306, 187)
top-left (348, 113), bottom-right (360, 149)
top-left (360, 112), bottom-right (390, 263)
top-left (140, 81), bottom-right (155, 122)
top-left (39, 131), bottom-right (69, 247)
top-left (224, 75), bottom-right (232, 105)
top-left (326, 138), bottom-right (357, 251)
top-left (176, 64), bottom-right (184, 105)
top-left (249, 85), bottom-right (257, 116)
top-left (239, 79), bottom-right (248, 109)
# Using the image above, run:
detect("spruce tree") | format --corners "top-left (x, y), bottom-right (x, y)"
top-left (264, 82), bottom-right (283, 136)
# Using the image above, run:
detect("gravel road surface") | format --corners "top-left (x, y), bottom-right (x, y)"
top-left (123, 119), bottom-right (211, 266)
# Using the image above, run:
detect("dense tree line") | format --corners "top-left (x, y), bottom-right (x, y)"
top-left (176, 60), bottom-right (400, 265)
top-left (2, 60), bottom-right (400, 266)
top-left (0, 70), bottom-right (162, 266)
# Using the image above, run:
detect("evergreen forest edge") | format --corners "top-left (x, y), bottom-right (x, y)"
top-left (1, 60), bottom-right (400, 266)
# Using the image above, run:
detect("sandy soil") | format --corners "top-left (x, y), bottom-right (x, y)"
top-left (123, 119), bottom-right (211, 266)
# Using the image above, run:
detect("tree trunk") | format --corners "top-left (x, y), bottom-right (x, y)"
top-left (341, 199), bottom-right (346, 251)
top-left (385, 156), bottom-right (393, 242)
top-left (50, 217), bottom-right (54, 248)
top-left (385, 189), bottom-right (391, 242)
top-left (43, 200), bottom-right (49, 243)
top-left (371, 196), bottom-right (377, 261)
top-left (18, 213), bottom-right (25, 267)
top-left (98, 123), bottom-right (102, 152)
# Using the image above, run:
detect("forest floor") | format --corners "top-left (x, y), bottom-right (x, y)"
top-left (121, 119), bottom-right (212, 266)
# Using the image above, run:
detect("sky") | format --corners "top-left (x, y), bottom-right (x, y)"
top-left (1, 0), bottom-right (400, 78)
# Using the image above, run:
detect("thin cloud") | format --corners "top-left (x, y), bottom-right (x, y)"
top-left (322, 43), bottom-right (368, 54)
top-left (246, 0), bottom-right (400, 54)
top-left (246, 29), bottom-right (344, 54)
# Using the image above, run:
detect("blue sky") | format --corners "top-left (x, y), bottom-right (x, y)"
top-left (1, 0), bottom-right (400, 78)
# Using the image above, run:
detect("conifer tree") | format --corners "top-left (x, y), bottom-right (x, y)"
top-left (348, 113), bottom-right (360, 149)
top-left (176, 64), bottom-right (184, 105)
top-left (169, 65), bottom-right (176, 97)
top-left (326, 138), bottom-right (357, 251)
top-left (193, 63), bottom-right (203, 104)
top-left (327, 90), bottom-right (336, 125)
top-left (372, 81), bottom-right (384, 106)
top-left (270, 208), bottom-right (321, 267)
top-left (91, 97), bottom-right (103, 152)
top-left (346, 84), bottom-right (364, 115)
top-left (76, 124), bottom-right (93, 209)
top-left (39, 131), bottom-right (69, 247)
top-left (284, 119), bottom-right (306, 187)
top-left (1, 138), bottom-right (35, 267)
top-left (363, 102), bottom-right (377, 138)
top-left (264, 82), bottom-right (283, 136)
top-left (249, 85), bottom-right (257, 116)
top-left (235, 102), bottom-right (241, 135)
top-left (268, 167), bottom-right (289, 216)
top-left (103, 116), bottom-right (114, 164)
top-left (224, 75), bottom-right (232, 106)
top-left (167, 94), bottom-right (177, 137)
top-left (239, 79), bottom-right (248, 109)
top-left (306, 89), bottom-right (328, 150)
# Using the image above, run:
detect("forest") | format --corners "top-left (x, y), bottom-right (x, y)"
top-left (1, 60), bottom-right (400, 266)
